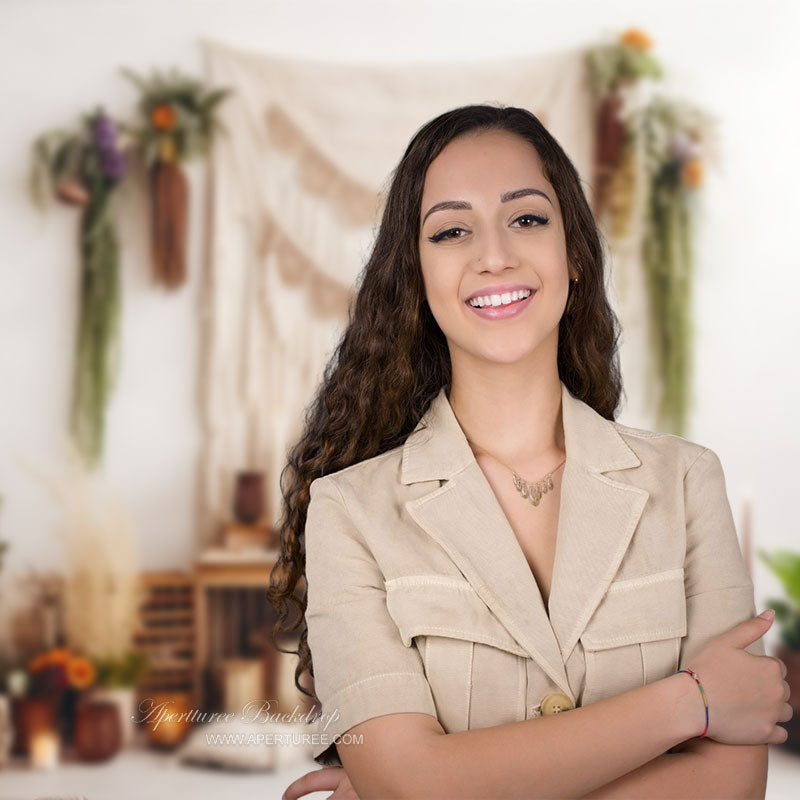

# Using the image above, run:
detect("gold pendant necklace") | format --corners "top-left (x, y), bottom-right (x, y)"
top-left (510, 464), bottom-right (564, 506)
top-left (468, 440), bottom-right (565, 507)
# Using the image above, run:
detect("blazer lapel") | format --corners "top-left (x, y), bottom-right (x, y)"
top-left (401, 381), bottom-right (649, 699)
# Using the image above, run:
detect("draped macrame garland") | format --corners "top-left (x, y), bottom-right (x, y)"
top-left (265, 105), bottom-right (386, 229)
top-left (199, 40), bottom-right (631, 549)
top-left (257, 210), bottom-right (354, 320)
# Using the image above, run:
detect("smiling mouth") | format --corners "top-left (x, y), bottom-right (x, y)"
top-left (465, 289), bottom-right (536, 321)
top-left (466, 288), bottom-right (533, 308)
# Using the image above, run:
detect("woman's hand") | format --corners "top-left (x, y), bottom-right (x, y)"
top-left (282, 765), bottom-right (361, 800)
top-left (685, 610), bottom-right (792, 745)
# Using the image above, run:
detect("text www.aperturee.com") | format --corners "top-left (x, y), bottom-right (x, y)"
top-left (204, 732), bottom-right (363, 747)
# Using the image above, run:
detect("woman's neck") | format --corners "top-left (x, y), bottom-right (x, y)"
top-left (447, 370), bottom-right (565, 472)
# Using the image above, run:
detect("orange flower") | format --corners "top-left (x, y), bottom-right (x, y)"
top-left (620, 28), bottom-right (653, 51)
top-left (681, 158), bottom-right (703, 189)
top-left (28, 648), bottom-right (70, 673)
top-left (67, 656), bottom-right (96, 689)
top-left (150, 104), bottom-right (176, 132)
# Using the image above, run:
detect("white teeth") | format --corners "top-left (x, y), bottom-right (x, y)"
top-left (468, 288), bottom-right (532, 308)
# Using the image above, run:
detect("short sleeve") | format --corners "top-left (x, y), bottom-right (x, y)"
top-left (678, 447), bottom-right (765, 672)
top-left (304, 476), bottom-right (437, 767)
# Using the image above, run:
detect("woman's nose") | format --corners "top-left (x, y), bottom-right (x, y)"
top-left (474, 227), bottom-right (521, 272)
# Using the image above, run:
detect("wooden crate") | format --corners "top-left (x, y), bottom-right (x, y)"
top-left (134, 571), bottom-right (196, 704)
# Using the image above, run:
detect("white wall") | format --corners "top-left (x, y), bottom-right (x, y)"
top-left (1, 0), bottom-right (798, 644)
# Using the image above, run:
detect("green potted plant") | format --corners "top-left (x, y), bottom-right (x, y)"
top-left (90, 650), bottom-right (149, 748)
top-left (758, 548), bottom-right (800, 751)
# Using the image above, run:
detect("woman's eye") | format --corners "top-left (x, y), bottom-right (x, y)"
top-left (427, 227), bottom-right (467, 243)
top-left (427, 214), bottom-right (549, 243)
top-left (513, 213), bottom-right (550, 228)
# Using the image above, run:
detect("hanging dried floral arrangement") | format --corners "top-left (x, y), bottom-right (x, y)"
top-left (29, 108), bottom-right (130, 469)
top-left (585, 29), bottom-right (716, 437)
top-left (623, 96), bottom-right (718, 435)
top-left (585, 28), bottom-right (662, 238)
top-left (120, 67), bottom-right (232, 289)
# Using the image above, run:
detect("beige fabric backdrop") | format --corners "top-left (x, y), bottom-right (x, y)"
top-left (198, 39), bottom-right (644, 547)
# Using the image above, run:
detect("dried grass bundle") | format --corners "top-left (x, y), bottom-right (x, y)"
top-left (18, 441), bottom-right (141, 660)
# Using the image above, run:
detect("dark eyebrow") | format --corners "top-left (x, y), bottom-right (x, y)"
top-left (421, 187), bottom-right (553, 225)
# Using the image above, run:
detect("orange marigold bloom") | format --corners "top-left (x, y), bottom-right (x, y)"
top-left (682, 158), bottom-right (703, 189)
top-left (29, 648), bottom-right (69, 672)
top-left (150, 104), bottom-right (176, 132)
top-left (67, 656), bottom-right (96, 689)
top-left (620, 28), bottom-right (653, 51)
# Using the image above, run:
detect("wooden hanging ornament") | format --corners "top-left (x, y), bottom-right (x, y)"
top-left (149, 124), bottom-right (188, 287)
top-left (120, 67), bottom-right (232, 290)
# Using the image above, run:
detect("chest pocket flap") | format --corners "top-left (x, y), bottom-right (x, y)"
top-left (581, 567), bottom-right (687, 650)
top-left (385, 575), bottom-right (528, 657)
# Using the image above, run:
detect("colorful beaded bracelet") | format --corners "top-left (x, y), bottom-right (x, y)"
top-left (675, 667), bottom-right (709, 738)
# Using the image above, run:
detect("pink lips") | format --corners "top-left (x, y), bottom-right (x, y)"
top-left (465, 290), bottom-right (536, 320)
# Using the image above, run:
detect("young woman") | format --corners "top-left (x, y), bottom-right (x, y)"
top-left (271, 104), bottom-right (792, 799)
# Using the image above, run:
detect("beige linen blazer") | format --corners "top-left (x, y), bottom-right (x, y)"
top-left (304, 381), bottom-right (763, 767)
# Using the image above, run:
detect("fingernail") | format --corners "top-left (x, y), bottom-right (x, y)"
top-left (759, 609), bottom-right (775, 620)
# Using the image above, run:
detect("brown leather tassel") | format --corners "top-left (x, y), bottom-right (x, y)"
top-left (592, 89), bottom-right (627, 221)
top-left (149, 160), bottom-right (188, 288)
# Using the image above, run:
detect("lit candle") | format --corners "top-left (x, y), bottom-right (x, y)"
top-left (30, 730), bottom-right (59, 770)
top-left (6, 670), bottom-right (28, 698)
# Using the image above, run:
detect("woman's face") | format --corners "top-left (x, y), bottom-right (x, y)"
top-left (418, 129), bottom-right (574, 368)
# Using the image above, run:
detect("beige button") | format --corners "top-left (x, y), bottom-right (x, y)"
top-left (540, 692), bottom-right (574, 715)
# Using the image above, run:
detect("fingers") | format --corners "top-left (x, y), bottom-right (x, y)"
top-left (765, 655), bottom-right (788, 679)
top-left (727, 611), bottom-right (774, 650)
top-left (283, 766), bottom-right (346, 800)
top-left (768, 723), bottom-right (789, 745)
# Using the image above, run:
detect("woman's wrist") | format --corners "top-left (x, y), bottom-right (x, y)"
top-left (675, 668), bottom-right (709, 738)
top-left (659, 671), bottom-right (709, 743)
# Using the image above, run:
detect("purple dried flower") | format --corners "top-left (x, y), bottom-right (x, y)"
top-left (89, 111), bottom-right (127, 180)
top-left (91, 112), bottom-right (118, 149)
top-left (102, 151), bottom-right (127, 180)
top-left (670, 131), bottom-right (701, 162)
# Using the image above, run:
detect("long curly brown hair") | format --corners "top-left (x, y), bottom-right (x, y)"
top-left (266, 103), bottom-right (623, 700)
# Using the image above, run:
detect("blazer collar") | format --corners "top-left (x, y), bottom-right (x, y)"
top-left (400, 381), bottom-right (649, 701)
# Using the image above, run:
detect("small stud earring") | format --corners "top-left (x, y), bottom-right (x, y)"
top-left (566, 275), bottom-right (580, 312)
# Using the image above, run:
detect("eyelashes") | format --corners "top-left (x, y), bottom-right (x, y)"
top-left (426, 213), bottom-right (550, 244)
